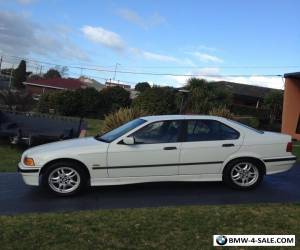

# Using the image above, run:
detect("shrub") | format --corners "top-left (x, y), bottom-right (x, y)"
top-left (234, 116), bottom-right (260, 129)
top-left (100, 86), bottom-right (131, 114)
top-left (209, 106), bottom-right (234, 119)
top-left (132, 86), bottom-right (178, 115)
top-left (0, 89), bottom-right (34, 111)
top-left (135, 82), bottom-right (151, 92)
top-left (101, 107), bottom-right (149, 134)
top-left (37, 88), bottom-right (105, 118)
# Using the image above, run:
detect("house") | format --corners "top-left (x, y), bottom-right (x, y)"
top-left (211, 81), bottom-right (282, 108)
top-left (24, 77), bottom-right (138, 100)
top-left (281, 72), bottom-right (300, 140)
top-left (23, 78), bottom-right (86, 99)
top-left (105, 80), bottom-right (131, 89)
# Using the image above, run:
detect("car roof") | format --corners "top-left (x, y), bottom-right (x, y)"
top-left (140, 115), bottom-right (227, 122)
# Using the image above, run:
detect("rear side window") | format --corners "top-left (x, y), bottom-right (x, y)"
top-left (185, 120), bottom-right (239, 142)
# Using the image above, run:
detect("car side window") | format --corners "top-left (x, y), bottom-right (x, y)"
top-left (186, 120), bottom-right (239, 141)
top-left (132, 120), bottom-right (181, 144)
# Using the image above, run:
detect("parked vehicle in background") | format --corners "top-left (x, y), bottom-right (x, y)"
top-left (18, 115), bottom-right (296, 196)
top-left (0, 110), bottom-right (86, 146)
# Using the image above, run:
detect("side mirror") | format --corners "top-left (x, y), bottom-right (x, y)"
top-left (123, 136), bottom-right (135, 145)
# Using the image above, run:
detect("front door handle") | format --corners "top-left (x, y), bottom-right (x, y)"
top-left (163, 147), bottom-right (177, 150)
top-left (222, 143), bottom-right (235, 147)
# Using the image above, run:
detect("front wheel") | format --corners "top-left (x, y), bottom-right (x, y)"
top-left (42, 162), bottom-right (87, 196)
top-left (223, 159), bottom-right (264, 190)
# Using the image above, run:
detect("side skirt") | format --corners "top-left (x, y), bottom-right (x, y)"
top-left (90, 174), bottom-right (222, 186)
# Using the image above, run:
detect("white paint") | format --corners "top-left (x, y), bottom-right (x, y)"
top-left (19, 115), bottom-right (296, 188)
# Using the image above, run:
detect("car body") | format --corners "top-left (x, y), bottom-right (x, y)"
top-left (18, 115), bottom-right (297, 196)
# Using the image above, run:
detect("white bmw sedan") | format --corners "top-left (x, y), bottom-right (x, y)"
top-left (18, 115), bottom-right (296, 196)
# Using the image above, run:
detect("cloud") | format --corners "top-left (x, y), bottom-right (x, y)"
top-left (16, 0), bottom-right (36, 4)
top-left (196, 45), bottom-right (217, 52)
top-left (117, 8), bottom-right (146, 29)
top-left (166, 68), bottom-right (284, 89)
top-left (0, 11), bottom-right (89, 61)
top-left (130, 48), bottom-right (179, 62)
top-left (166, 68), bottom-right (220, 87)
top-left (192, 52), bottom-right (223, 63)
top-left (81, 25), bottom-right (125, 51)
top-left (117, 8), bottom-right (166, 29)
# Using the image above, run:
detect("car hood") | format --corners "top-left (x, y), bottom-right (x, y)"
top-left (22, 137), bottom-right (108, 163)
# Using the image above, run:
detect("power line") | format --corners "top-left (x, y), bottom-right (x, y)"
top-left (0, 53), bottom-right (288, 78)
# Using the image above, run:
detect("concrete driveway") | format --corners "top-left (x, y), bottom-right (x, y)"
top-left (0, 163), bottom-right (299, 215)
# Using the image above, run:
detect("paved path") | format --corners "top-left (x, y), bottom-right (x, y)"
top-left (0, 164), bottom-right (299, 215)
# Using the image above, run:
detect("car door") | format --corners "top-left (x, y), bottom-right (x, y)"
top-left (107, 120), bottom-right (183, 177)
top-left (179, 119), bottom-right (243, 175)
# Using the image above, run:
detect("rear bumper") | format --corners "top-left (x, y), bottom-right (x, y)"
top-left (264, 156), bottom-right (297, 175)
top-left (18, 163), bottom-right (40, 186)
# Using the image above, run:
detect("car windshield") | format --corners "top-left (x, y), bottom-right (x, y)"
top-left (95, 118), bottom-right (147, 143)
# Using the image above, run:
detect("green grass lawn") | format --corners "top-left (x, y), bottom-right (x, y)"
top-left (0, 204), bottom-right (299, 250)
top-left (85, 118), bottom-right (103, 136)
top-left (294, 141), bottom-right (300, 160)
top-left (0, 140), bottom-right (23, 172)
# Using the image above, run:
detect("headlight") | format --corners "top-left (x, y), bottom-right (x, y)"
top-left (23, 157), bottom-right (35, 166)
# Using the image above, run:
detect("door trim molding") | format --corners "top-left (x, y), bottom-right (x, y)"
top-left (92, 161), bottom-right (223, 170)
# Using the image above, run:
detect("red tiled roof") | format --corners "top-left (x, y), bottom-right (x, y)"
top-left (24, 78), bottom-right (85, 90)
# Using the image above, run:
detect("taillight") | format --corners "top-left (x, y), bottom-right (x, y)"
top-left (286, 142), bottom-right (293, 152)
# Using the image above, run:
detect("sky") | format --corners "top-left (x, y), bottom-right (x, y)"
top-left (0, 0), bottom-right (299, 89)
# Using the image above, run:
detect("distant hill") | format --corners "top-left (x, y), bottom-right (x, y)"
top-left (79, 76), bottom-right (105, 91)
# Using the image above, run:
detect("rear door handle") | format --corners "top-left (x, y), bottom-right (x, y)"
top-left (163, 147), bottom-right (177, 150)
top-left (222, 143), bottom-right (235, 147)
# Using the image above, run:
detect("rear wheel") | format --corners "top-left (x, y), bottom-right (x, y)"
top-left (42, 161), bottom-right (87, 196)
top-left (223, 159), bottom-right (264, 190)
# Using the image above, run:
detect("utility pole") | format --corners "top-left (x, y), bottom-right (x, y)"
top-left (9, 64), bottom-right (14, 89)
top-left (39, 65), bottom-right (43, 75)
top-left (113, 63), bottom-right (120, 81)
top-left (0, 56), bottom-right (2, 72)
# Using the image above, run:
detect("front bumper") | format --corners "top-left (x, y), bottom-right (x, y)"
top-left (18, 162), bottom-right (40, 186)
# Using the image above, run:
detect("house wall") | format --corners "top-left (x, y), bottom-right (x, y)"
top-left (281, 78), bottom-right (300, 140)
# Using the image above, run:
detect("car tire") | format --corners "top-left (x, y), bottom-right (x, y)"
top-left (41, 161), bottom-right (88, 196)
top-left (223, 158), bottom-right (264, 190)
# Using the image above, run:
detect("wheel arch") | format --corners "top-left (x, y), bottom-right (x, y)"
top-left (39, 158), bottom-right (91, 184)
top-left (222, 156), bottom-right (266, 176)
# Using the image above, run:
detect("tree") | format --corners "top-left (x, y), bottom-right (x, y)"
top-left (133, 86), bottom-right (178, 115)
top-left (12, 60), bottom-right (26, 89)
top-left (184, 78), bottom-right (232, 114)
top-left (44, 68), bottom-right (61, 79)
top-left (55, 65), bottom-right (69, 77)
top-left (28, 74), bottom-right (44, 80)
top-left (135, 82), bottom-right (151, 92)
top-left (263, 90), bottom-right (283, 123)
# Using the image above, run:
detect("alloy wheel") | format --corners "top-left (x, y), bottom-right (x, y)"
top-left (48, 167), bottom-right (81, 194)
top-left (230, 162), bottom-right (259, 187)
